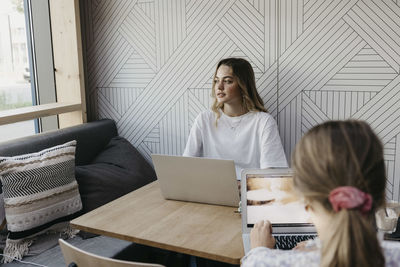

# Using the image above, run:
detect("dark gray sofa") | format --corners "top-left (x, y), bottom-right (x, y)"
top-left (0, 119), bottom-right (156, 266)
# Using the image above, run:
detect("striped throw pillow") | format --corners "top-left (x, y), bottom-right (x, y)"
top-left (0, 189), bottom-right (5, 230)
top-left (0, 140), bottom-right (82, 263)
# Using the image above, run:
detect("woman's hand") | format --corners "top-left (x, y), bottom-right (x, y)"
top-left (293, 241), bottom-right (307, 250)
top-left (250, 220), bottom-right (276, 249)
top-left (293, 240), bottom-right (318, 251)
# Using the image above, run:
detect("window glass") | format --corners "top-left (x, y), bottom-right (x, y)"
top-left (0, 0), bottom-right (36, 141)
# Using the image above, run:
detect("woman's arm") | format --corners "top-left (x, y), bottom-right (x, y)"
top-left (260, 116), bottom-right (288, 168)
top-left (183, 116), bottom-right (203, 157)
top-left (250, 220), bottom-right (276, 249)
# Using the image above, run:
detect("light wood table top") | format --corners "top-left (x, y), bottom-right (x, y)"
top-left (71, 181), bottom-right (244, 264)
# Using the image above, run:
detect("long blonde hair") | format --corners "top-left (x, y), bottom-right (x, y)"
top-left (292, 120), bottom-right (386, 267)
top-left (211, 58), bottom-right (267, 125)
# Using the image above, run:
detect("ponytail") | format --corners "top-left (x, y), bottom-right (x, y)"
top-left (321, 210), bottom-right (384, 267)
top-left (293, 120), bottom-right (387, 267)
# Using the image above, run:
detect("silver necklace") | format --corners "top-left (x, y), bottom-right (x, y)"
top-left (225, 116), bottom-right (243, 131)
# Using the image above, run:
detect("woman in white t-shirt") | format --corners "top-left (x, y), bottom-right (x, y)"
top-left (183, 58), bottom-right (287, 179)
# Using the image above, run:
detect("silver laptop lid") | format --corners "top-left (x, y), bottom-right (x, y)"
top-left (241, 169), bottom-right (316, 234)
top-left (151, 154), bottom-right (240, 207)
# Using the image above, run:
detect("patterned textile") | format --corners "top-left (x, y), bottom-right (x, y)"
top-left (241, 240), bottom-right (400, 267)
top-left (0, 140), bottom-right (82, 263)
top-left (0, 190), bottom-right (5, 230)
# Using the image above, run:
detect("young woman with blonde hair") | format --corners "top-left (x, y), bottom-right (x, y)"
top-left (242, 120), bottom-right (400, 267)
top-left (183, 58), bottom-right (287, 178)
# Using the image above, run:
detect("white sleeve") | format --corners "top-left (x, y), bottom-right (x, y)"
top-left (242, 246), bottom-right (319, 267)
top-left (260, 118), bottom-right (288, 168)
top-left (241, 247), bottom-right (273, 267)
top-left (183, 116), bottom-right (203, 157)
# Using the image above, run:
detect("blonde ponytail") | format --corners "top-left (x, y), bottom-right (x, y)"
top-left (292, 120), bottom-right (387, 267)
top-left (321, 210), bottom-right (384, 267)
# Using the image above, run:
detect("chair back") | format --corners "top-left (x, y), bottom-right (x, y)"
top-left (59, 239), bottom-right (165, 267)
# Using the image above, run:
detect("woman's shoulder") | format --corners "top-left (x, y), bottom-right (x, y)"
top-left (381, 241), bottom-right (400, 265)
top-left (253, 111), bottom-right (273, 119)
top-left (196, 110), bottom-right (214, 121)
top-left (192, 110), bottom-right (215, 128)
top-left (250, 111), bottom-right (277, 126)
top-left (242, 247), bottom-right (319, 267)
top-left (382, 240), bottom-right (400, 251)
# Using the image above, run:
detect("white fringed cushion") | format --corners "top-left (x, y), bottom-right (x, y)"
top-left (0, 140), bottom-right (82, 263)
top-left (0, 191), bottom-right (5, 230)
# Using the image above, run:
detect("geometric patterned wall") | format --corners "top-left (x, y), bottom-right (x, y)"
top-left (81, 0), bottom-right (400, 201)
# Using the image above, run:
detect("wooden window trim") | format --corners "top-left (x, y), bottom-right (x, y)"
top-left (1, 0), bottom-right (87, 129)
top-left (0, 102), bottom-right (82, 126)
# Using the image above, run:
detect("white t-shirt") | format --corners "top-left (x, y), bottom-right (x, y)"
top-left (183, 110), bottom-right (288, 179)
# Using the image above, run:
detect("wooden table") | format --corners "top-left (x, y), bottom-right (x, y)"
top-left (71, 181), bottom-right (244, 264)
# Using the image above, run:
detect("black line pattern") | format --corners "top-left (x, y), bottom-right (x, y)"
top-left (81, 0), bottom-right (400, 201)
top-left (2, 160), bottom-right (76, 198)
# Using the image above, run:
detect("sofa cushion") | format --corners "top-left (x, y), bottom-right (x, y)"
top-left (75, 136), bottom-right (156, 214)
top-left (0, 188), bottom-right (5, 231)
top-left (0, 140), bottom-right (82, 263)
top-left (0, 119), bottom-right (118, 166)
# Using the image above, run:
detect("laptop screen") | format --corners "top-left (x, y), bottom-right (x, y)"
top-left (246, 173), bottom-right (313, 227)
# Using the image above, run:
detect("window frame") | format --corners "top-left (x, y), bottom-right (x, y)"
top-left (25, 0), bottom-right (58, 132)
top-left (0, 0), bottom-right (86, 129)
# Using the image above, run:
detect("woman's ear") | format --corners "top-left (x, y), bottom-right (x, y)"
top-left (303, 199), bottom-right (314, 212)
top-left (305, 203), bottom-right (310, 211)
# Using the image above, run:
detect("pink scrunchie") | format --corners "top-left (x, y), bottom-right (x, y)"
top-left (329, 186), bottom-right (372, 214)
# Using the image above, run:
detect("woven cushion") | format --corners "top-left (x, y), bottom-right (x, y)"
top-left (0, 140), bottom-right (82, 262)
top-left (0, 188), bottom-right (5, 230)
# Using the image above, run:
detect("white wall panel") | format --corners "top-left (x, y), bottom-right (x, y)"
top-left (82, 0), bottom-right (400, 201)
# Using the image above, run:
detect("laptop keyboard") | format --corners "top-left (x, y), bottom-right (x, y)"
top-left (274, 234), bottom-right (317, 250)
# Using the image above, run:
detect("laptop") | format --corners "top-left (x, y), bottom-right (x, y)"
top-left (151, 154), bottom-right (240, 207)
top-left (241, 168), bottom-right (317, 253)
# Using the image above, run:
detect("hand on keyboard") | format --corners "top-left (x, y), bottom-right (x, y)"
top-left (274, 235), bottom-right (317, 250)
top-left (250, 220), bottom-right (276, 249)
top-left (293, 240), bottom-right (308, 250)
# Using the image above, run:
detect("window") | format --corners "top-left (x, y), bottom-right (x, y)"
top-left (0, 0), bottom-right (36, 142)
top-left (0, 0), bottom-right (86, 142)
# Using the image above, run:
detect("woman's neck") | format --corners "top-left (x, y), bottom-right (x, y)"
top-left (307, 202), bottom-right (332, 243)
top-left (222, 104), bottom-right (247, 117)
